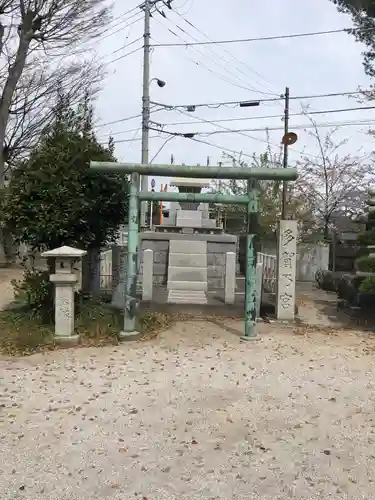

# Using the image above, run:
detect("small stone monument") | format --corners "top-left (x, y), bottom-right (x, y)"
top-left (41, 245), bottom-right (87, 345)
top-left (276, 220), bottom-right (297, 320)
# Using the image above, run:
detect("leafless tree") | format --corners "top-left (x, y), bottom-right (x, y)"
top-left (3, 59), bottom-right (103, 174)
top-left (0, 0), bottom-right (112, 261)
top-left (296, 113), bottom-right (374, 240)
top-left (0, 0), bottom-right (112, 181)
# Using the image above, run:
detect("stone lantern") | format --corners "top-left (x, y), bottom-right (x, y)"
top-left (41, 245), bottom-right (87, 344)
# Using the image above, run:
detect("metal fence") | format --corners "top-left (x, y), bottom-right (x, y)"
top-left (100, 248), bottom-right (113, 291)
top-left (99, 226), bottom-right (129, 292)
top-left (257, 252), bottom-right (277, 294)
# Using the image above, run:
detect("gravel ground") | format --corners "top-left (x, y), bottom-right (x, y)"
top-left (1, 320), bottom-right (375, 500)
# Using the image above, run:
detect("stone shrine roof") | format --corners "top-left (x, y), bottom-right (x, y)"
top-left (41, 245), bottom-right (87, 258)
top-left (170, 177), bottom-right (210, 188)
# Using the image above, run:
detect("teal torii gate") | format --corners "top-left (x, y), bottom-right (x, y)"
top-left (90, 161), bottom-right (298, 340)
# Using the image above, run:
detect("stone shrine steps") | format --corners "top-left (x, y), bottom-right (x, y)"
top-left (167, 290), bottom-right (207, 305)
top-left (167, 240), bottom-right (208, 305)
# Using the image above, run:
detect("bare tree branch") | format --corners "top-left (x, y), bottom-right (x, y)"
top-left (0, 0), bottom-right (112, 187)
top-left (3, 57), bottom-right (105, 171)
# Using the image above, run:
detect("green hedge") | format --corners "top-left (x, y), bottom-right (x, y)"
top-left (356, 255), bottom-right (375, 273)
top-left (359, 276), bottom-right (375, 295)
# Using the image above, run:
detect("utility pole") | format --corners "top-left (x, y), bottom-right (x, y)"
top-left (140, 0), bottom-right (151, 228)
top-left (281, 86), bottom-right (290, 220)
top-left (140, 0), bottom-right (172, 227)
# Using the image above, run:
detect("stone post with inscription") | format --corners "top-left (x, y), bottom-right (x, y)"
top-left (276, 220), bottom-right (297, 321)
top-left (41, 245), bottom-right (87, 345)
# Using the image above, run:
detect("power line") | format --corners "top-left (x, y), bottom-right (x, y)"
top-left (151, 111), bottom-right (323, 160)
top-left (166, 12), bottom-right (278, 96)
top-left (152, 18), bottom-right (273, 96)
top-left (151, 113), bottom-right (283, 126)
top-left (185, 132), bottom-right (364, 163)
top-left (99, 119), bottom-right (375, 141)
top-left (178, 0), bottom-right (195, 15)
top-left (150, 136), bottom-right (175, 162)
top-left (100, 131), bottom-right (371, 163)
top-left (186, 136), bottom-right (255, 159)
top-left (103, 129), bottom-right (256, 158)
top-left (99, 135), bottom-right (156, 144)
top-left (114, 5), bottom-right (143, 22)
top-left (92, 14), bottom-right (145, 66)
top-left (302, 105), bottom-right (375, 116)
top-left (162, 131), bottom-right (259, 159)
top-left (125, 126), bottom-right (142, 152)
top-left (152, 106), bottom-right (375, 126)
top-left (94, 113), bottom-right (142, 129)
top-left (148, 123), bottom-right (293, 155)
top-left (99, 37), bottom-right (143, 62)
top-left (105, 45), bottom-right (143, 65)
top-left (177, 108), bottom-right (375, 157)
top-left (98, 127), bottom-right (141, 139)
top-left (103, 130), bottom-right (373, 165)
top-left (99, 124), bottom-right (375, 160)
top-left (175, 0), bottom-right (192, 12)
top-left (189, 121), bottom-right (375, 137)
top-left (170, 20), bottom-right (274, 95)
top-left (97, 11), bottom-right (144, 43)
top-left (90, 5), bottom-right (143, 45)
top-left (151, 90), bottom-right (367, 110)
top-left (173, 10), bottom-right (279, 95)
top-left (94, 106), bottom-right (163, 129)
top-left (150, 26), bottom-right (375, 47)
top-left (98, 132), bottom-right (253, 162)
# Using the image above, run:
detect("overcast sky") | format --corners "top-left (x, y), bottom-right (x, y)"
top-left (92, 0), bottom-right (374, 189)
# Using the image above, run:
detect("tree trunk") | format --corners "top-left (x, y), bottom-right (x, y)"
top-left (82, 248), bottom-right (101, 298)
top-left (0, 34), bottom-right (31, 180)
top-left (0, 23), bottom-right (32, 265)
top-left (3, 228), bottom-right (16, 263)
top-left (0, 229), bottom-right (7, 267)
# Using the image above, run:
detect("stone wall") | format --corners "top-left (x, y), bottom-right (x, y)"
top-left (207, 242), bottom-right (233, 289)
top-left (138, 240), bottom-right (168, 286)
top-left (295, 243), bottom-right (330, 282)
top-left (139, 233), bottom-right (237, 289)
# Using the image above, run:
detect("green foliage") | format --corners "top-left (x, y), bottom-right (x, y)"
top-left (0, 300), bottom-right (173, 356)
top-left (355, 204), bottom-right (375, 299)
top-left (12, 269), bottom-right (54, 322)
top-left (0, 308), bottom-right (53, 356)
top-left (2, 92), bottom-right (129, 252)
top-left (331, 0), bottom-right (375, 76)
top-left (356, 254), bottom-right (375, 272)
top-left (12, 267), bottom-right (84, 324)
top-left (357, 230), bottom-right (375, 245)
top-left (336, 273), bottom-right (361, 304)
top-left (356, 208), bottom-right (375, 286)
top-left (359, 275), bottom-right (375, 294)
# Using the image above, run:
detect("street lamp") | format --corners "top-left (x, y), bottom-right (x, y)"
top-left (149, 77), bottom-right (166, 88)
top-left (155, 78), bottom-right (166, 88)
